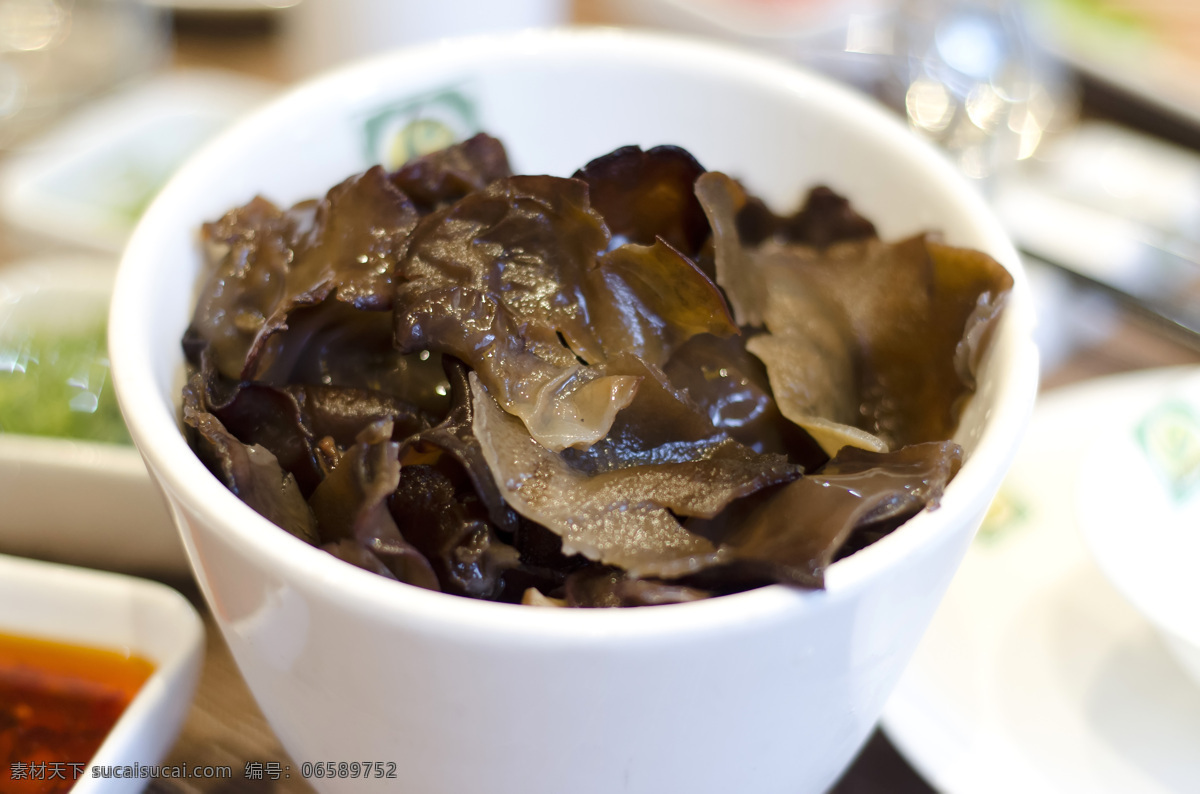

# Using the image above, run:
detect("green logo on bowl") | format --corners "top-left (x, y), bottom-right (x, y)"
top-left (1136, 400), bottom-right (1200, 502)
top-left (361, 86), bottom-right (479, 170)
top-left (977, 485), bottom-right (1029, 544)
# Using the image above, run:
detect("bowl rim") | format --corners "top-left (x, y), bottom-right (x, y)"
top-left (110, 26), bottom-right (1038, 641)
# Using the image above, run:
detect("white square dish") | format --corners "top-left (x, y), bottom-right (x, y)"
top-left (0, 552), bottom-right (205, 792)
top-left (0, 256), bottom-right (187, 574)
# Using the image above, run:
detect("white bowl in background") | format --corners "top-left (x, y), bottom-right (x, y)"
top-left (0, 553), bottom-right (204, 792)
top-left (109, 29), bottom-right (1038, 794)
top-left (1078, 369), bottom-right (1200, 687)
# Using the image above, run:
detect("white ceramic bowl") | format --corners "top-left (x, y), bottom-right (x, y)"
top-left (1078, 369), bottom-right (1200, 688)
top-left (0, 553), bottom-right (203, 793)
top-left (109, 29), bottom-right (1038, 794)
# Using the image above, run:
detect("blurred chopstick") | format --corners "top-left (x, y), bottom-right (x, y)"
top-left (995, 180), bottom-right (1200, 352)
top-left (1020, 248), bottom-right (1200, 354)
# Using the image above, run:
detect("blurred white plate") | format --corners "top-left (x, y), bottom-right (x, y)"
top-left (0, 69), bottom-right (276, 252)
top-left (0, 552), bottom-right (204, 791)
top-left (0, 256), bottom-right (187, 575)
top-left (882, 367), bottom-right (1200, 794)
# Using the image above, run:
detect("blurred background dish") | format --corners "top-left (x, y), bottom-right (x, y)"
top-left (0, 552), bottom-right (204, 789)
top-left (0, 69), bottom-right (276, 252)
top-left (882, 367), bottom-right (1200, 794)
top-left (1078, 370), bottom-right (1200, 690)
top-left (0, 255), bottom-right (186, 574)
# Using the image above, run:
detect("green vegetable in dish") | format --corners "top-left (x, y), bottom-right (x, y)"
top-left (0, 323), bottom-right (130, 444)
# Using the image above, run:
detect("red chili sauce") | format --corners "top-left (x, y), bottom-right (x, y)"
top-left (1, 632), bottom-right (154, 794)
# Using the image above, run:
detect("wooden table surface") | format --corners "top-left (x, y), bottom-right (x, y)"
top-left (4, 4), bottom-right (1199, 792)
